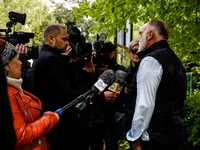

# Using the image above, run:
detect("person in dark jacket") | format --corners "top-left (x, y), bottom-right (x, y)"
top-left (117, 40), bottom-right (141, 145)
top-left (114, 40), bottom-right (141, 145)
top-left (124, 40), bottom-right (141, 112)
top-left (31, 24), bottom-right (95, 150)
top-left (102, 51), bottom-right (125, 150)
top-left (124, 39), bottom-right (140, 74)
top-left (126, 20), bottom-right (187, 150)
top-left (97, 41), bottom-right (125, 150)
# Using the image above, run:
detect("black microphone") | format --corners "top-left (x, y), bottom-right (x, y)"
top-left (75, 69), bottom-right (115, 110)
top-left (108, 70), bottom-right (127, 94)
top-left (93, 69), bottom-right (115, 94)
top-left (123, 72), bottom-right (133, 88)
top-left (55, 69), bottom-right (115, 116)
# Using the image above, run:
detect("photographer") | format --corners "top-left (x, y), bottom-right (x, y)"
top-left (93, 40), bottom-right (125, 150)
top-left (31, 24), bottom-right (95, 149)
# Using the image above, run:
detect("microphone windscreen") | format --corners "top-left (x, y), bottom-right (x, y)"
top-left (115, 70), bottom-right (127, 85)
top-left (108, 82), bottom-right (123, 94)
top-left (98, 69), bottom-right (115, 86)
top-left (125, 72), bottom-right (133, 84)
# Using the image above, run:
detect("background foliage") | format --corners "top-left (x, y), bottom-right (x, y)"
top-left (0, 0), bottom-right (56, 47)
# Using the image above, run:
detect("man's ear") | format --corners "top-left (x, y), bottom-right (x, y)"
top-left (147, 30), bottom-right (154, 41)
top-left (48, 34), bottom-right (55, 44)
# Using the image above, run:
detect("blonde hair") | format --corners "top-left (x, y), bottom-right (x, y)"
top-left (128, 40), bottom-right (139, 51)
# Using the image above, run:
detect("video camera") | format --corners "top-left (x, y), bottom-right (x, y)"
top-left (66, 21), bottom-right (92, 59)
top-left (0, 11), bottom-right (38, 60)
top-left (93, 33), bottom-right (116, 68)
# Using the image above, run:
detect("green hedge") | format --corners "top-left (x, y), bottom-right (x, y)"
top-left (183, 90), bottom-right (200, 149)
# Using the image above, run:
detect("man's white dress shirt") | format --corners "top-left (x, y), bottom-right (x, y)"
top-left (126, 56), bottom-right (163, 142)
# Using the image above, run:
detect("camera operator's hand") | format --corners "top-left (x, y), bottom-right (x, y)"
top-left (16, 44), bottom-right (28, 54)
top-left (82, 56), bottom-right (95, 73)
top-left (104, 91), bottom-right (117, 103)
top-left (98, 64), bottom-right (108, 71)
top-left (62, 45), bottom-right (72, 56)
top-left (124, 87), bottom-right (130, 95)
top-left (108, 51), bottom-right (117, 59)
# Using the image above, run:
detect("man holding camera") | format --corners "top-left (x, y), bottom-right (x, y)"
top-left (31, 24), bottom-right (95, 149)
top-left (92, 40), bottom-right (126, 150)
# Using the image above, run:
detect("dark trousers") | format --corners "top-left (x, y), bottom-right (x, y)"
top-left (126, 119), bottom-right (184, 150)
top-left (78, 124), bottom-right (104, 150)
top-left (127, 140), bottom-right (183, 150)
top-left (47, 119), bottom-right (80, 150)
top-left (141, 140), bottom-right (184, 150)
top-left (104, 127), bottom-right (118, 150)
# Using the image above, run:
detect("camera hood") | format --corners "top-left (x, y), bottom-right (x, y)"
top-left (9, 11), bottom-right (26, 25)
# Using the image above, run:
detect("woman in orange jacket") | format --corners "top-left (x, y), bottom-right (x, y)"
top-left (0, 39), bottom-right (59, 150)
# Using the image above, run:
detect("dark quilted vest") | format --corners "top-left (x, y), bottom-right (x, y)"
top-left (127, 40), bottom-right (187, 146)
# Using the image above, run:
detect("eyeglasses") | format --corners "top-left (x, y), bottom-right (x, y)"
top-left (130, 48), bottom-right (138, 54)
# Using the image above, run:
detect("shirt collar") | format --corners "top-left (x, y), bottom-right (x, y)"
top-left (41, 43), bottom-right (64, 54)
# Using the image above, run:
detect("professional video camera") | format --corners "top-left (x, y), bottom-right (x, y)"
top-left (66, 21), bottom-right (92, 59)
top-left (93, 33), bottom-right (116, 68)
top-left (0, 11), bottom-right (38, 60)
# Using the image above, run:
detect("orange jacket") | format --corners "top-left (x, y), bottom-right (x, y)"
top-left (7, 85), bottom-right (58, 150)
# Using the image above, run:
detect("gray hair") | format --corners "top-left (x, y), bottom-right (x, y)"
top-left (148, 19), bottom-right (169, 40)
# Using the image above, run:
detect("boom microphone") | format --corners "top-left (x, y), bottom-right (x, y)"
top-left (108, 70), bottom-right (127, 94)
top-left (55, 69), bottom-right (115, 116)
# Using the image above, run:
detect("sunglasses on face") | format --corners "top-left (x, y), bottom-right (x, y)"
top-left (130, 48), bottom-right (138, 54)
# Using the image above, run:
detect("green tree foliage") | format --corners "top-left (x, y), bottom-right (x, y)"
top-left (0, 0), bottom-right (55, 48)
top-left (50, 1), bottom-right (97, 43)
top-left (74, 0), bottom-right (200, 85)
top-left (0, 0), bottom-right (98, 46)
top-left (184, 90), bottom-right (200, 149)
top-left (50, 2), bottom-right (74, 24)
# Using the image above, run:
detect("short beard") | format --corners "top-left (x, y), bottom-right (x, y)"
top-left (54, 38), bottom-right (66, 53)
top-left (138, 30), bottom-right (148, 52)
